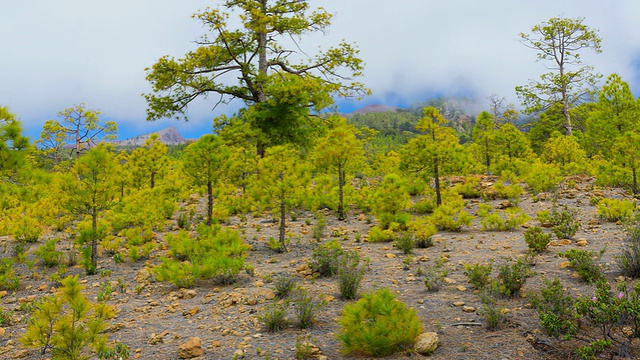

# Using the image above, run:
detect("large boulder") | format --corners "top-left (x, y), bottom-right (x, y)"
top-left (414, 332), bottom-right (439, 355)
top-left (178, 337), bottom-right (203, 359)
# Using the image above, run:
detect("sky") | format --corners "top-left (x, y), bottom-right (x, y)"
top-left (2, 0), bottom-right (640, 140)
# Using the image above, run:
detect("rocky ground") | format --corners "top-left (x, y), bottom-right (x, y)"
top-left (0, 177), bottom-right (637, 360)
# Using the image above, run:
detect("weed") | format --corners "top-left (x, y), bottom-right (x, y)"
top-left (463, 262), bottom-right (492, 289)
top-left (524, 226), bottom-right (552, 253)
top-left (558, 248), bottom-right (605, 284)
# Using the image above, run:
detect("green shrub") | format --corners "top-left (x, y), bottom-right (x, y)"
top-left (431, 200), bottom-right (473, 232)
top-left (617, 220), bottom-right (640, 278)
top-left (493, 182), bottom-right (524, 204)
top-left (35, 238), bottom-right (64, 268)
top-left (0, 258), bottom-right (20, 291)
top-left (367, 226), bottom-right (395, 243)
top-left (596, 198), bottom-right (635, 222)
top-left (336, 288), bottom-right (422, 357)
top-left (20, 275), bottom-right (128, 359)
top-left (528, 278), bottom-right (577, 338)
top-left (11, 216), bottom-right (42, 243)
top-left (309, 239), bottom-right (344, 277)
top-left (154, 224), bottom-right (249, 288)
top-left (550, 208), bottom-right (580, 239)
top-left (492, 259), bottom-right (534, 298)
top-left (558, 248), bottom-right (605, 284)
top-left (394, 231), bottom-right (415, 254)
top-left (464, 262), bottom-right (492, 289)
top-left (524, 226), bottom-right (552, 253)
top-left (453, 176), bottom-right (482, 199)
top-left (408, 218), bottom-right (436, 248)
top-left (480, 293), bottom-right (503, 331)
top-left (337, 251), bottom-right (366, 300)
top-left (312, 212), bottom-right (326, 240)
top-left (423, 261), bottom-right (449, 292)
top-left (478, 204), bottom-right (529, 231)
top-left (259, 301), bottom-right (288, 332)
top-left (273, 274), bottom-right (297, 299)
top-left (524, 161), bottom-right (562, 196)
top-left (292, 288), bottom-right (325, 329)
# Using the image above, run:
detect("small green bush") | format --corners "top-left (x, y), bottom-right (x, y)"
top-left (11, 216), bottom-right (42, 243)
top-left (550, 208), bottom-right (580, 239)
top-left (617, 220), bottom-right (640, 278)
top-left (309, 239), bottom-right (344, 277)
top-left (312, 212), bottom-right (326, 240)
top-left (292, 288), bottom-right (325, 329)
top-left (0, 259), bottom-right (20, 291)
top-left (453, 176), bottom-right (482, 199)
top-left (431, 201), bottom-right (473, 232)
top-left (528, 278), bottom-right (577, 338)
top-left (336, 288), bottom-right (422, 357)
top-left (367, 226), bottom-right (395, 243)
top-left (492, 259), bottom-right (535, 298)
top-left (464, 262), bottom-right (492, 289)
top-left (154, 225), bottom-right (249, 288)
top-left (423, 261), bottom-right (449, 292)
top-left (20, 275), bottom-right (128, 359)
top-left (394, 231), bottom-right (415, 254)
top-left (596, 198), bottom-right (635, 222)
top-left (478, 204), bottom-right (529, 231)
top-left (273, 274), bottom-right (297, 299)
top-left (259, 301), bottom-right (288, 332)
top-left (524, 226), bottom-right (552, 253)
top-left (337, 251), bottom-right (366, 300)
top-left (34, 238), bottom-right (64, 268)
top-left (558, 248), bottom-right (605, 284)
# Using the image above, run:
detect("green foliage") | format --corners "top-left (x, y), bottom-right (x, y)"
top-left (516, 17), bottom-right (602, 135)
top-left (154, 225), bottom-right (249, 288)
top-left (259, 301), bottom-right (288, 333)
top-left (558, 248), bottom-right (605, 284)
top-left (524, 161), bottom-right (562, 196)
top-left (617, 218), bottom-right (640, 278)
top-left (312, 212), bottom-right (326, 240)
top-left (528, 278), bottom-right (577, 338)
top-left (35, 238), bottom-right (64, 268)
top-left (596, 198), bottom-right (635, 222)
top-left (408, 218), bottom-right (436, 248)
top-left (573, 281), bottom-right (640, 359)
top-left (480, 293), bottom-right (503, 331)
top-left (394, 231), bottom-right (415, 254)
top-left (371, 173), bottom-right (410, 221)
top-left (336, 288), bottom-right (422, 357)
top-left (550, 208), bottom-right (580, 239)
top-left (453, 176), bottom-right (483, 199)
top-left (0, 258), bottom-right (20, 291)
top-left (292, 287), bottom-right (326, 329)
top-left (464, 262), bottom-right (493, 289)
top-left (337, 251), bottom-right (366, 300)
top-left (309, 239), bottom-right (344, 277)
top-left (367, 226), bottom-right (395, 243)
top-left (423, 261), bottom-right (450, 292)
top-left (493, 259), bottom-right (535, 298)
top-left (11, 215), bottom-right (42, 243)
top-left (430, 197), bottom-right (473, 231)
top-left (524, 226), bottom-right (552, 253)
top-left (273, 274), bottom-right (297, 299)
top-left (20, 275), bottom-right (127, 359)
top-left (478, 204), bottom-right (529, 231)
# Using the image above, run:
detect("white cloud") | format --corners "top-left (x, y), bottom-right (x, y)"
top-left (2, 0), bottom-right (639, 139)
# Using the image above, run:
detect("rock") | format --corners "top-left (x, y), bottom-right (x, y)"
top-left (385, 253), bottom-right (396, 259)
top-left (462, 306), bottom-right (476, 313)
top-left (264, 291), bottom-right (276, 300)
top-left (560, 261), bottom-right (571, 269)
top-left (178, 337), bottom-right (203, 359)
top-left (550, 239), bottom-right (571, 246)
top-left (443, 277), bottom-right (457, 285)
top-left (453, 301), bottom-right (465, 307)
top-left (497, 200), bottom-right (512, 209)
top-left (134, 268), bottom-right (151, 283)
top-left (212, 340), bottom-right (221, 347)
top-left (414, 332), bottom-right (439, 355)
top-left (181, 289), bottom-right (197, 299)
top-left (576, 238), bottom-right (588, 247)
top-left (0, 327), bottom-right (5, 337)
top-left (233, 348), bottom-right (245, 357)
top-left (13, 349), bottom-right (30, 358)
top-left (456, 286), bottom-right (467, 292)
